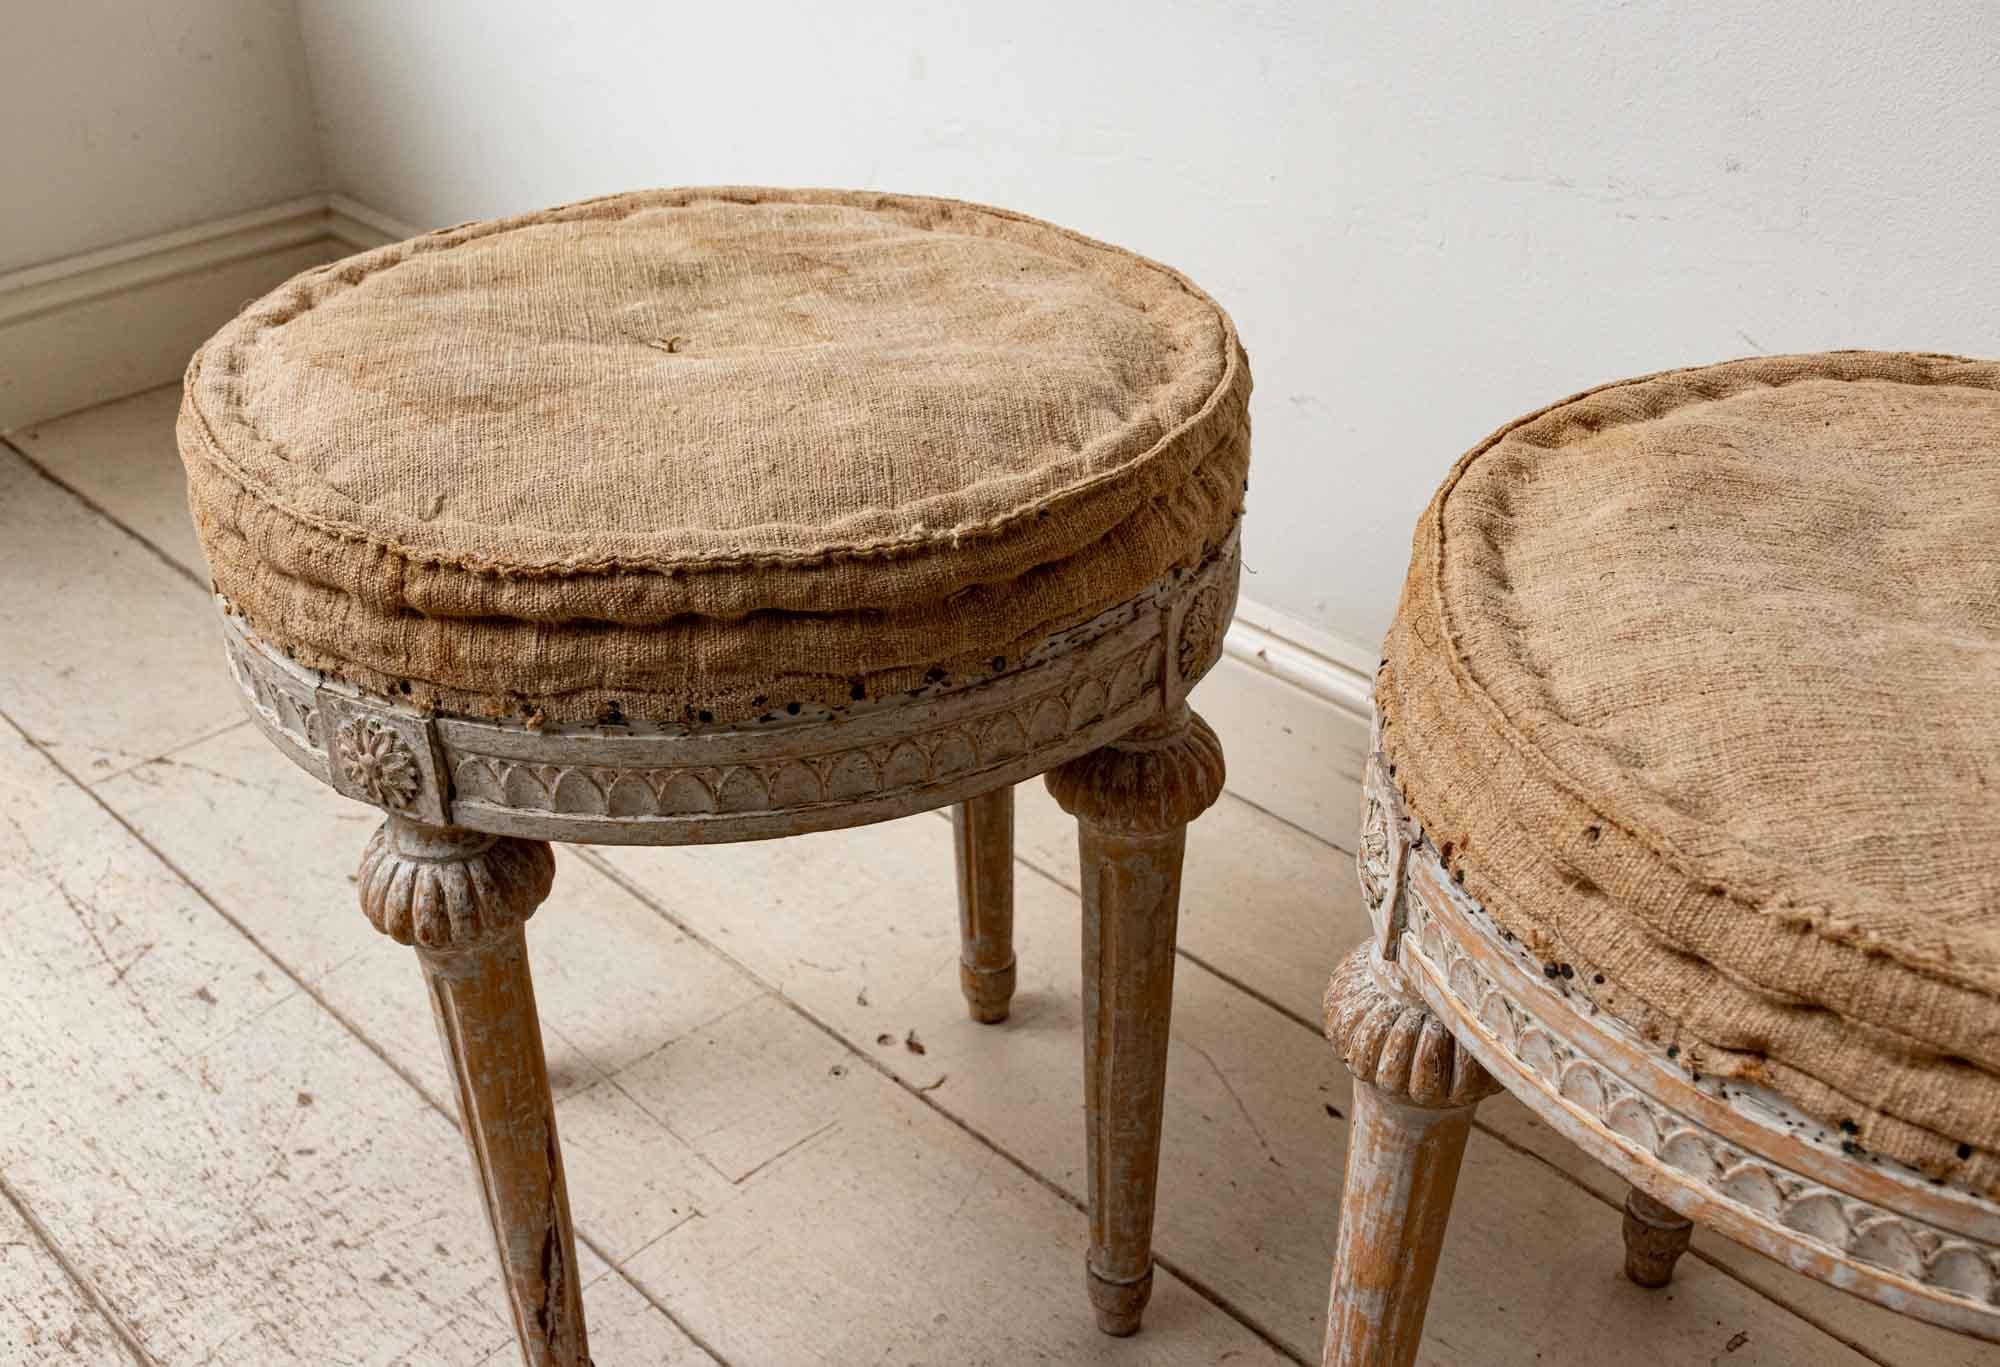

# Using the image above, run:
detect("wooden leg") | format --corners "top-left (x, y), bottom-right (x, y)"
top-left (1325, 1083), bottom-right (1477, 1367)
top-left (356, 817), bottom-right (590, 1367)
top-left (952, 786), bottom-right (1017, 1023)
top-left (1622, 1187), bottom-right (1694, 1288)
top-left (1321, 943), bottom-right (1500, 1367)
top-left (1047, 706), bottom-right (1225, 1336)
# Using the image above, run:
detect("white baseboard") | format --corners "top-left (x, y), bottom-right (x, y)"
top-left (324, 194), bottom-right (420, 250)
top-left (3, 190), bottom-right (1376, 849)
top-left (1194, 599), bottom-right (1374, 851)
top-left (0, 195), bottom-right (367, 431)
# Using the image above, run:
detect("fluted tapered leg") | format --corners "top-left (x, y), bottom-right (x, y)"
top-left (357, 816), bottom-right (589, 1367)
top-left (1047, 705), bottom-right (1225, 1336)
top-left (952, 786), bottom-right (1017, 1023)
top-left (1321, 943), bottom-right (1501, 1367)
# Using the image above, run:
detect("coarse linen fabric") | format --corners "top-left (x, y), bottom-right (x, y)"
top-left (177, 187), bottom-right (1250, 723)
top-left (1378, 351), bottom-right (2000, 1195)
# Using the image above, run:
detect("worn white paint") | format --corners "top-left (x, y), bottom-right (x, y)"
top-left (1375, 769), bottom-right (2000, 1343)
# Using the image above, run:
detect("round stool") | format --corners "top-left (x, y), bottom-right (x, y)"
top-left (176, 188), bottom-right (1251, 1363)
top-left (1320, 352), bottom-right (2000, 1364)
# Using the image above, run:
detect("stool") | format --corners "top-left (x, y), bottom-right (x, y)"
top-left (1320, 352), bottom-right (2000, 1364)
top-left (176, 188), bottom-right (1251, 1364)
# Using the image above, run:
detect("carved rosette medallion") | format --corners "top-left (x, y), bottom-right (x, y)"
top-left (1175, 584), bottom-right (1225, 682)
top-left (337, 717), bottom-right (422, 810)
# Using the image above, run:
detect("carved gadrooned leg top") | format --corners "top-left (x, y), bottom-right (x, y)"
top-left (1044, 705), bottom-right (1226, 837)
top-left (1324, 942), bottom-right (1500, 1109)
top-left (356, 815), bottom-right (556, 949)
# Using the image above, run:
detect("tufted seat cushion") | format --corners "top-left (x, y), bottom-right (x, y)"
top-left (177, 187), bottom-right (1249, 725)
top-left (1378, 351), bottom-right (2000, 1195)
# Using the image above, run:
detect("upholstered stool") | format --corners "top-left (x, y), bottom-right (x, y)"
top-left (176, 188), bottom-right (1249, 1364)
top-left (1321, 352), bottom-right (2000, 1364)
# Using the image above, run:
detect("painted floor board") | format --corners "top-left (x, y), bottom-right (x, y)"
top-left (0, 706), bottom-right (715, 1365)
top-left (0, 445), bottom-right (239, 786)
top-left (596, 824), bottom-right (1886, 1366)
top-left (623, 996), bottom-right (1288, 1367)
top-left (7, 386), bottom-right (205, 580)
top-left (0, 1188), bottom-right (133, 1364)
top-left (0, 718), bottom-right (518, 1364)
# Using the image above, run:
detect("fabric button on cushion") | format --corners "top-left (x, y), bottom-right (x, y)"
top-left (177, 187), bottom-right (1250, 724)
top-left (1377, 351), bottom-right (2000, 1195)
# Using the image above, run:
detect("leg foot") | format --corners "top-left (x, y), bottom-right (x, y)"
top-left (357, 817), bottom-right (590, 1367)
top-left (952, 787), bottom-right (1016, 1023)
top-left (1087, 1264), bottom-right (1152, 1337)
top-left (1623, 1187), bottom-right (1693, 1288)
top-left (1047, 706), bottom-right (1225, 1336)
top-left (1321, 943), bottom-right (1500, 1367)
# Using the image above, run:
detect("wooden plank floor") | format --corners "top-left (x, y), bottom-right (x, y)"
top-left (1, 388), bottom-right (1989, 1365)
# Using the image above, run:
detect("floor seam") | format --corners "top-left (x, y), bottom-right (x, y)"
top-left (88, 717), bottom-right (253, 790)
top-left (1219, 784), bottom-right (1357, 857)
top-left (1, 708), bottom-right (739, 1367)
top-left (1, 382), bottom-right (183, 439)
top-left (0, 1169), bottom-right (161, 1366)
top-left (1, 433), bottom-right (207, 592)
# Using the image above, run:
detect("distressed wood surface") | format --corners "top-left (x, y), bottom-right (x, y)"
top-left (0, 717), bottom-right (545, 1363)
top-left (0, 1189), bottom-right (133, 1363)
top-left (2, 398), bottom-right (1966, 1364)
top-left (0, 444), bottom-right (240, 784)
top-left (357, 816), bottom-right (587, 1365)
top-left (420, 928), bottom-right (588, 1367)
top-left (951, 787), bottom-right (1016, 1023)
top-left (215, 529), bottom-right (1239, 845)
top-left (1321, 1085), bottom-right (1478, 1367)
top-left (1361, 746), bottom-right (2000, 1344)
top-left (1047, 706), bottom-right (1226, 1334)
top-left (1319, 941), bottom-right (1501, 1367)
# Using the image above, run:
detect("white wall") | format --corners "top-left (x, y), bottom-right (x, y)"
top-left (1, 1), bottom-right (324, 273)
top-left (295, 2), bottom-right (2000, 655)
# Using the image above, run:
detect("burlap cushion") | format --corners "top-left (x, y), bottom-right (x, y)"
top-left (1379, 351), bottom-right (2000, 1195)
top-left (177, 187), bottom-right (1250, 723)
